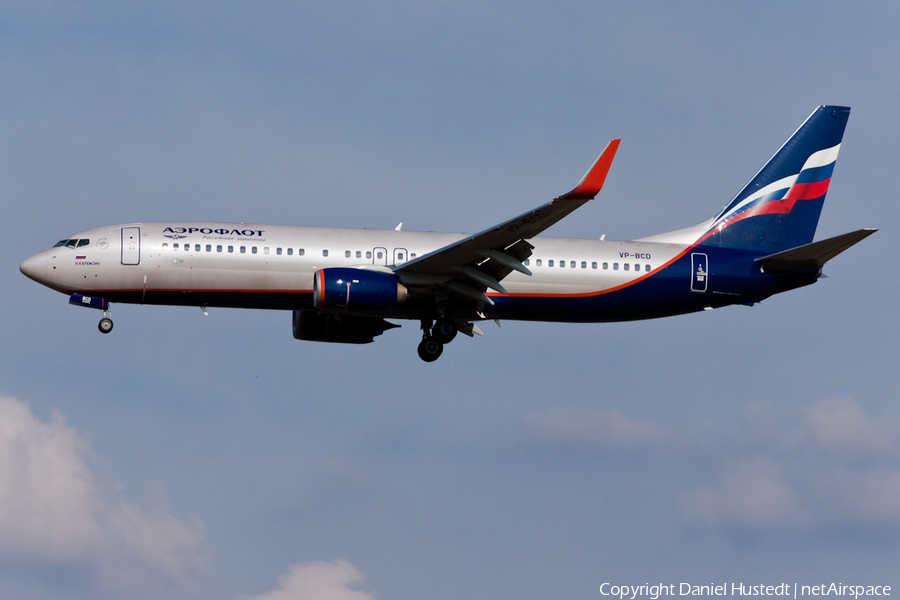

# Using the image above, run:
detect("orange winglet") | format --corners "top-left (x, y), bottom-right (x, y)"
top-left (557, 138), bottom-right (621, 200)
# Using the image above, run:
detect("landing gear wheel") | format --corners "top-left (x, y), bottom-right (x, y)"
top-left (417, 337), bottom-right (443, 362)
top-left (432, 318), bottom-right (458, 344)
top-left (98, 317), bottom-right (114, 334)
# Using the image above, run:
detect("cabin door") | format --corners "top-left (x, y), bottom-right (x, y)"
top-left (372, 247), bottom-right (388, 266)
top-left (121, 227), bottom-right (141, 265)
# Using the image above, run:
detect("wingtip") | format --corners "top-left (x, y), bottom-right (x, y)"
top-left (557, 138), bottom-right (621, 201)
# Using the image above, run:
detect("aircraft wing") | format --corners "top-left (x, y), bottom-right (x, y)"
top-left (394, 139), bottom-right (620, 305)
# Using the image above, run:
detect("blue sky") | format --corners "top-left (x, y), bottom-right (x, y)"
top-left (1, 2), bottom-right (899, 599)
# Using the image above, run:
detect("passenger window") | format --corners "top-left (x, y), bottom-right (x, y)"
top-left (524, 259), bottom-right (530, 266)
top-left (376, 251), bottom-right (382, 259)
top-left (195, 244), bottom-right (201, 252)
top-left (206, 245), bottom-right (212, 252)
top-left (323, 249), bottom-right (329, 257)
top-left (298, 249), bottom-right (305, 256)
top-left (548, 260), bottom-right (554, 267)
top-left (366, 251), bottom-right (372, 259)
top-left (613, 263), bottom-right (619, 270)
top-left (77, 239), bottom-right (89, 247)
top-left (624, 263), bottom-right (629, 271)
top-left (162, 243), bottom-right (168, 248)
top-left (277, 248), bottom-right (282, 255)
top-left (228, 245), bottom-right (234, 253)
top-left (398, 252), bottom-right (404, 260)
top-left (634, 264), bottom-right (639, 271)
top-left (411, 253), bottom-right (416, 258)
top-left (264, 247), bottom-right (270, 255)
top-left (217, 245), bottom-right (222, 252)
top-left (345, 250), bottom-right (351, 258)
top-left (581, 261), bottom-right (586, 268)
top-left (173, 243), bottom-right (179, 249)
top-left (240, 246), bottom-right (246, 254)
top-left (536, 259), bottom-right (542, 266)
top-left (645, 264), bottom-right (651, 272)
top-left (252, 247), bottom-right (258, 254)
top-left (356, 251), bottom-right (361, 258)
top-left (592, 262), bottom-right (597, 269)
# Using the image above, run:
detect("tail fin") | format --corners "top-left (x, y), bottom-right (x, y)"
top-left (697, 105), bottom-right (850, 253)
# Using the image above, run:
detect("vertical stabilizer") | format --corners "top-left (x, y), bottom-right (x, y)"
top-left (638, 106), bottom-right (850, 252)
top-left (698, 105), bottom-right (850, 253)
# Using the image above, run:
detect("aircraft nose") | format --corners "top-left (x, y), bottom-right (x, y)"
top-left (20, 252), bottom-right (47, 283)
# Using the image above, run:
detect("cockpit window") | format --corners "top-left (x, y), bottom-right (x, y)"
top-left (53, 239), bottom-right (89, 249)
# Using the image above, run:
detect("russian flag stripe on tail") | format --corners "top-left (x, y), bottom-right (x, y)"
top-left (699, 106), bottom-right (850, 254)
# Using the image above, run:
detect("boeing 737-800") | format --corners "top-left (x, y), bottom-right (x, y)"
top-left (20, 106), bottom-right (874, 361)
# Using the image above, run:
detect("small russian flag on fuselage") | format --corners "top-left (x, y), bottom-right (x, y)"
top-left (76, 255), bottom-right (86, 260)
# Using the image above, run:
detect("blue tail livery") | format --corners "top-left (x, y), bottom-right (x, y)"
top-left (20, 106), bottom-right (875, 361)
top-left (705, 105), bottom-right (848, 253)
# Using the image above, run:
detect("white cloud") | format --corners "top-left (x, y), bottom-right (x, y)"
top-left (0, 394), bottom-right (206, 590)
top-left (244, 558), bottom-right (375, 600)
top-left (683, 458), bottom-right (806, 526)
top-left (683, 397), bottom-right (900, 529)
top-left (799, 396), bottom-right (900, 457)
top-left (524, 406), bottom-right (671, 449)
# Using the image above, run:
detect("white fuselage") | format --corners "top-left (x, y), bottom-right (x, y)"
top-left (24, 222), bottom-right (687, 304)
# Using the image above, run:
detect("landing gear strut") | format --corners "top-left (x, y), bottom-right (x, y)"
top-left (97, 304), bottom-right (113, 334)
top-left (417, 318), bottom-right (443, 362)
top-left (416, 317), bottom-right (461, 362)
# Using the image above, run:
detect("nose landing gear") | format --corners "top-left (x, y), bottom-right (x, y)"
top-left (68, 293), bottom-right (114, 334)
top-left (98, 316), bottom-right (114, 334)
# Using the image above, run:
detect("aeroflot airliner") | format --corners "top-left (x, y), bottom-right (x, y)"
top-left (21, 106), bottom-right (875, 361)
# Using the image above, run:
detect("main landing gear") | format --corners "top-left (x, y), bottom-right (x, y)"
top-left (417, 318), bottom-right (458, 362)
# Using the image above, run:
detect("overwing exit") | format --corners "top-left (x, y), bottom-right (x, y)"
top-left (20, 106), bottom-right (875, 361)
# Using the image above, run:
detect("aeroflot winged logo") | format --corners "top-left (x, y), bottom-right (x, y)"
top-left (163, 226), bottom-right (266, 237)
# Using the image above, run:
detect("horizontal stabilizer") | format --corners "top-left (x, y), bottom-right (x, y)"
top-left (754, 228), bottom-right (876, 271)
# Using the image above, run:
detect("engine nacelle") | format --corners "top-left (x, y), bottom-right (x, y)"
top-left (313, 268), bottom-right (407, 313)
top-left (292, 310), bottom-right (398, 344)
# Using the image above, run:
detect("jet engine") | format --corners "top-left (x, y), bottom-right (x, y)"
top-left (292, 310), bottom-right (399, 344)
top-left (313, 268), bottom-right (407, 313)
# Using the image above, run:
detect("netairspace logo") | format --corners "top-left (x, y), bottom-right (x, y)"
top-left (599, 584), bottom-right (892, 600)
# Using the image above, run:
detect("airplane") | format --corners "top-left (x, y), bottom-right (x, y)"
top-left (20, 105), bottom-right (875, 362)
